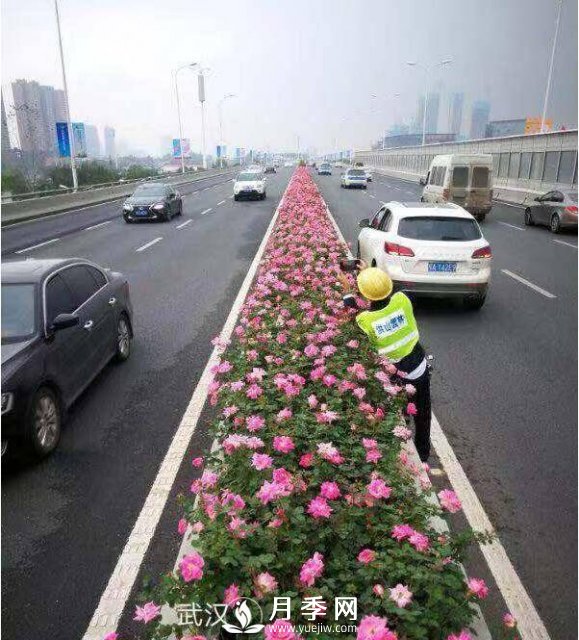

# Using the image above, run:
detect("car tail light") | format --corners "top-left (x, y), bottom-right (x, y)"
top-left (472, 246), bottom-right (492, 259)
top-left (384, 242), bottom-right (415, 257)
top-left (565, 206), bottom-right (578, 213)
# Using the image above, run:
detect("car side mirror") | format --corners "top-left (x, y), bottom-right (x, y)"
top-left (419, 177), bottom-right (426, 186)
top-left (359, 218), bottom-right (370, 228)
top-left (51, 313), bottom-right (79, 332)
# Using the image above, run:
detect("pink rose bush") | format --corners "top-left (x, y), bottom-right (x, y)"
top-left (136, 169), bottom-right (489, 638)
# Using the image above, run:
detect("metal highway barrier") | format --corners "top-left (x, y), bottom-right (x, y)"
top-left (0, 168), bottom-right (236, 227)
top-left (354, 129), bottom-right (578, 206)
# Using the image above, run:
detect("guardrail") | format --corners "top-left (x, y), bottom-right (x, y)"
top-left (1, 168), bottom-right (236, 227)
top-left (354, 129), bottom-right (578, 205)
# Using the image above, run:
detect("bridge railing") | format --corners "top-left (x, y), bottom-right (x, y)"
top-left (354, 129), bottom-right (577, 205)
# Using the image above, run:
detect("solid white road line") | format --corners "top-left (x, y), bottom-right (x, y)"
top-left (323, 195), bottom-right (547, 640)
top-left (431, 413), bottom-right (552, 640)
top-left (135, 237), bottom-right (163, 252)
top-left (217, 200), bottom-right (226, 205)
top-left (498, 221), bottom-right (525, 231)
top-left (176, 220), bottom-right (192, 229)
top-left (83, 181), bottom-right (291, 640)
top-left (501, 269), bottom-right (557, 299)
top-left (84, 220), bottom-right (112, 231)
top-left (6, 199), bottom-right (125, 230)
top-left (497, 200), bottom-right (524, 209)
top-left (368, 194), bottom-right (376, 199)
top-left (200, 208), bottom-right (212, 215)
top-left (15, 237), bottom-right (59, 253)
top-left (553, 238), bottom-right (578, 249)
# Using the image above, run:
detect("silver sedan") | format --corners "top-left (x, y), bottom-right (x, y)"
top-left (524, 190), bottom-right (578, 233)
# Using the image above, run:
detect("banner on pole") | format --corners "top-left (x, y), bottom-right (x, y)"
top-left (56, 122), bottom-right (71, 157)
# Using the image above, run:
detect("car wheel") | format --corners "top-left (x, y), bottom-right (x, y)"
top-left (115, 313), bottom-right (132, 362)
top-left (371, 258), bottom-right (377, 267)
top-left (176, 203), bottom-right (183, 216)
top-left (524, 209), bottom-right (534, 226)
top-left (124, 216), bottom-right (132, 224)
top-left (356, 242), bottom-right (361, 259)
top-left (234, 194), bottom-right (239, 201)
top-left (25, 387), bottom-right (61, 458)
top-left (550, 214), bottom-right (561, 234)
top-left (463, 295), bottom-right (486, 311)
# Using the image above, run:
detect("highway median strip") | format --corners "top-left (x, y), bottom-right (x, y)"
top-left (126, 168), bottom-right (513, 640)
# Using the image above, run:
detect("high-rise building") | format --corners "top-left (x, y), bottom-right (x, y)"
top-left (426, 92), bottom-right (440, 134)
top-left (449, 93), bottom-right (464, 135)
top-left (1, 92), bottom-right (11, 153)
top-left (469, 100), bottom-right (491, 139)
top-left (11, 79), bottom-right (47, 153)
top-left (10, 79), bottom-right (70, 157)
top-left (85, 124), bottom-right (101, 157)
top-left (104, 126), bottom-right (116, 159)
top-left (413, 93), bottom-right (440, 135)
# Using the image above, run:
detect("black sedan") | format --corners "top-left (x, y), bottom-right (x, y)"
top-left (123, 182), bottom-right (183, 223)
top-left (1, 258), bottom-right (134, 459)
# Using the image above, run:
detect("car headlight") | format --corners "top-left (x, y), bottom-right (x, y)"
top-left (2, 392), bottom-right (14, 415)
top-left (152, 202), bottom-right (166, 210)
top-left (123, 203), bottom-right (133, 212)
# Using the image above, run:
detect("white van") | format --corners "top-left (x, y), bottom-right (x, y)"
top-left (420, 154), bottom-right (493, 222)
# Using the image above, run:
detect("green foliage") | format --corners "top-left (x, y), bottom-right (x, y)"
top-left (1, 168), bottom-right (28, 194)
top-left (124, 164), bottom-right (159, 181)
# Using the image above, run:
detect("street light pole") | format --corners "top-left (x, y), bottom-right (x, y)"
top-left (174, 63), bottom-right (198, 174)
top-left (53, 0), bottom-right (77, 190)
top-left (218, 93), bottom-right (235, 169)
top-left (540, 0), bottom-right (563, 133)
top-left (407, 59), bottom-right (452, 146)
top-left (198, 70), bottom-right (208, 170)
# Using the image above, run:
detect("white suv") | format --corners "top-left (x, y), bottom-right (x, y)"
top-left (357, 202), bottom-right (492, 310)
top-left (233, 171), bottom-right (266, 201)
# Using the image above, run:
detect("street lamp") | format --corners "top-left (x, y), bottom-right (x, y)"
top-left (540, 0), bottom-right (563, 133)
top-left (218, 93), bottom-right (236, 168)
top-left (406, 58), bottom-right (452, 146)
top-left (174, 62), bottom-right (198, 174)
top-left (53, 0), bottom-right (78, 190)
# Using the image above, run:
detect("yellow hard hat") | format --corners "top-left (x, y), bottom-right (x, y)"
top-left (357, 267), bottom-right (393, 301)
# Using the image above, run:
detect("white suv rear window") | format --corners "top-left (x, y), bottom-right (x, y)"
top-left (398, 217), bottom-right (482, 241)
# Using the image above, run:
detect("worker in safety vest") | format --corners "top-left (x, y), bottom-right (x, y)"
top-left (339, 266), bottom-right (431, 462)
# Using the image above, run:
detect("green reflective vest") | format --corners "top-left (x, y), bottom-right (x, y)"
top-left (356, 292), bottom-right (419, 362)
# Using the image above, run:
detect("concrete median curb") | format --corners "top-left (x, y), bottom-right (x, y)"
top-left (1, 169), bottom-right (236, 228)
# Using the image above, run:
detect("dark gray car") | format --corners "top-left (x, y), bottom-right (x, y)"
top-left (123, 182), bottom-right (183, 223)
top-left (524, 190), bottom-right (578, 233)
top-left (1, 258), bottom-right (133, 458)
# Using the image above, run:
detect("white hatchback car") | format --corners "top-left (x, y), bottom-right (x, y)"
top-left (357, 202), bottom-right (491, 309)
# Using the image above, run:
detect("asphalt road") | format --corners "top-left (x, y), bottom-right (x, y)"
top-left (2, 167), bottom-right (576, 640)
top-left (1, 168), bottom-right (292, 640)
top-left (312, 170), bottom-right (577, 640)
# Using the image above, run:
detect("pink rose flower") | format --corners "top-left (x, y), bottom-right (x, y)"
top-left (179, 552), bottom-right (204, 582)
top-left (192, 457), bottom-right (204, 468)
top-left (356, 615), bottom-right (396, 640)
top-left (307, 496), bottom-right (333, 519)
top-left (389, 583), bottom-right (413, 608)
top-left (373, 584), bottom-right (385, 597)
top-left (367, 478), bottom-right (392, 500)
top-left (406, 402), bottom-right (418, 415)
top-left (177, 518), bottom-right (188, 535)
top-left (467, 577), bottom-right (489, 599)
top-left (264, 619), bottom-right (298, 640)
top-left (254, 572), bottom-right (278, 597)
top-left (320, 481), bottom-right (341, 500)
top-left (273, 436), bottom-right (295, 453)
top-left (299, 551), bottom-right (324, 586)
top-left (438, 489), bottom-right (462, 513)
top-left (252, 453), bottom-right (273, 470)
top-left (357, 548), bottom-right (376, 564)
top-left (133, 601), bottom-right (161, 623)
top-left (223, 583), bottom-right (241, 606)
top-left (503, 613), bottom-right (517, 628)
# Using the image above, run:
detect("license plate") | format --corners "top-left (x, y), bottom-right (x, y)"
top-left (428, 262), bottom-right (457, 273)
top-left (135, 209), bottom-right (148, 216)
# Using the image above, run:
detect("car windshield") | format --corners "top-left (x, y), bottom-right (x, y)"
top-left (398, 216), bottom-right (482, 241)
top-left (1, 283), bottom-right (37, 342)
top-left (321, 164), bottom-right (330, 169)
top-left (348, 169), bottom-right (366, 177)
top-left (132, 184), bottom-right (166, 197)
top-left (566, 192), bottom-right (578, 203)
top-left (237, 173), bottom-right (261, 181)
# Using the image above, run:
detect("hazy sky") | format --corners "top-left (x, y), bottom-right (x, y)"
top-left (2, 0), bottom-right (577, 156)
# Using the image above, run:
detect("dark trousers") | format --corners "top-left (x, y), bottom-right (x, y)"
top-left (404, 370), bottom-right (432, 462)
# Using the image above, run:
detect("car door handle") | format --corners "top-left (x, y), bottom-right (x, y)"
top-left (108, 297), bottom-right (117, 306)
top-left (83, 320), bottom-right (94, 331)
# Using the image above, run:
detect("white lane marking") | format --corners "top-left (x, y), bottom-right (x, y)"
top-left (323, 193), bottom-right (544, 640)
top-left (135, 237), bottom-right (163, 252)
top-left (497, 201), bottom-right (524, 209)
top-left (15, 237), bottom-right (59, 253)
top-left (501, 269), bottom-right (556, 299)
top-left (498, 221), bottom-right (525, 231)
top-left (553, 239), bottom-right (578, 249)
top-left (217, 200), bottom-right (226, 205)
top-left (176, 219), bottom-right (193, 229)
top-left (83, 181), bottom-right (291, 640)
top-left (229, 195), bottom-right (234, 199)
top-left (368, 194), bottom-right (376, 199)
top-left (431, 413), bottom-right (552, 640)
top-left (84, 220), bottom-right (112, 231)
top-left (200, 208), bottom-right (212, 216)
